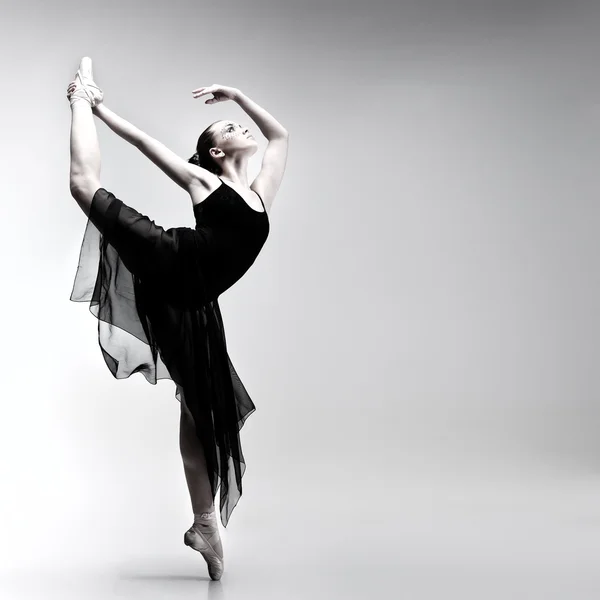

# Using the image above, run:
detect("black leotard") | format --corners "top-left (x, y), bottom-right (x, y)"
top-left (193, 177), bottom-right (269, 299)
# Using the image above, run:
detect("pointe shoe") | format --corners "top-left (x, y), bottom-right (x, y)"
top-left (184, 524), bottom-right (224, 580)
top-left (70, 56), bottom-right (103, 107)
top-left (68, 81), bottom-right (96, 107)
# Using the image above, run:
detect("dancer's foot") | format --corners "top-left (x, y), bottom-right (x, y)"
top-left (69, 56), bottom-right (103, 107)
top-left (68, 81), bottom-right (94, 107)
top-left (184, 511), bottom-right (224, 581)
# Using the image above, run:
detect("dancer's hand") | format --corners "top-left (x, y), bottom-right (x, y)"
top-left (66, 80), bottom-right (77, 100)
top-left (191, 84), bottom-right (240, 104)
top-left (66, 79), bottom-right (103, 106)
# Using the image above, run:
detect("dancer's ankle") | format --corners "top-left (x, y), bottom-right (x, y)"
top-left (194, 510), bottom-right (216, 521)
top-left (71, 99), bottom-right (92, 110)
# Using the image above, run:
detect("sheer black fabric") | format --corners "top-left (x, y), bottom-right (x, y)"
top-left (70, 180), bottom-right (269, 528)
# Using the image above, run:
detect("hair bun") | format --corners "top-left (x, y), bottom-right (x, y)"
top-left (188, 152), bottom-right (200, 165)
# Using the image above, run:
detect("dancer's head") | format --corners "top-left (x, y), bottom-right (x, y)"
top-left (188, 120), bottom-right (258, 174)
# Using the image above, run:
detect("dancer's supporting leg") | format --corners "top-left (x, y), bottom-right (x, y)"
top-left (179, 392), bottom-right (224, 569)
top-left (179, 393), bottom-right (217, 515)
top-left (69, 96), bottom-right (101, 217)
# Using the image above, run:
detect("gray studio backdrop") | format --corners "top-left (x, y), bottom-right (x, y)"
top-left (2, 0), bottom-right (600, 598)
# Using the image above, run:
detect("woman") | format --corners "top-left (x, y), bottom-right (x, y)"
top-left (66, 57), bottom-right (289, 580)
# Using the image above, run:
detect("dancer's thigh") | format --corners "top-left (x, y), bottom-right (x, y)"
top-left (89, 187), bottom-right (177, 277)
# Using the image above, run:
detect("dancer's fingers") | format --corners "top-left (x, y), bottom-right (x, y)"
top-left (192, 86), bottom-right (215, 98)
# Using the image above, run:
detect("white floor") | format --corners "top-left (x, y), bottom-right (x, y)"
top-left (3, 473), bottom-right (600, 599)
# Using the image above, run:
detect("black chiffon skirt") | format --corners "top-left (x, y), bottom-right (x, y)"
top-left (69, 187), bottom-right (256, 528)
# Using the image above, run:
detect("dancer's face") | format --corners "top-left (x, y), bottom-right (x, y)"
top-left (212, 121), bottom-right (257, 153)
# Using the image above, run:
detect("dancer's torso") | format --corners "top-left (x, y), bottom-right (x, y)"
top-left (191, 177), bottom-right (270, 297)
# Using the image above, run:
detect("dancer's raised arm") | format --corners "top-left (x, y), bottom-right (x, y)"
top-left (192, 85), bottom-right (289, 205)
top-left (92, 104), bottom-right (210, 191)
top-left (232, 90), bottom-right (289, 204)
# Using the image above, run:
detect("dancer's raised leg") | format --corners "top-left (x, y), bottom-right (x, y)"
top-left (67, 58), bottom-right (103, 217)
top-left (69, 101), bottom-right (101, 217)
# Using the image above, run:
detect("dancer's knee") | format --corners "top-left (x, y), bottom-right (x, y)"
top-left (70, 175), bottom-right (101, 204)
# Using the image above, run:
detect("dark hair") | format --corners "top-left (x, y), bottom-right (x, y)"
top-left (188, 121), bottom-right (222, 175)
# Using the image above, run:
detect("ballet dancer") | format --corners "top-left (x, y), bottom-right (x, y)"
top-left (67, 57), bottom-right (289, 580)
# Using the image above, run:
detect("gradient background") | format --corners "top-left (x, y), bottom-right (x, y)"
top-left (2, 0), bottom-right (600, 598)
